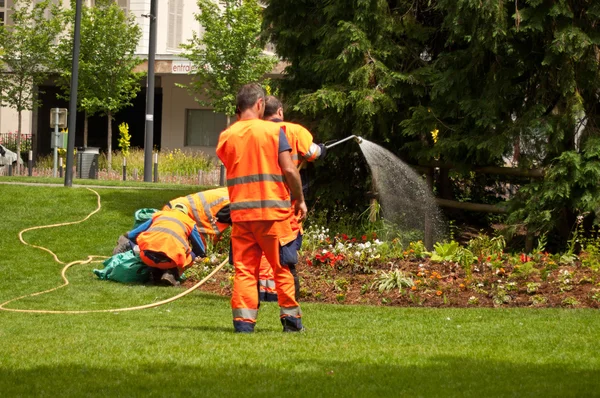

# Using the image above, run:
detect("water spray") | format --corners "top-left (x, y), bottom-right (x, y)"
top-left (325, 135), bottom-right (363, 149)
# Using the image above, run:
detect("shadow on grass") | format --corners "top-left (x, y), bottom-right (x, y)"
top-left (97, 189), bottom-right (192, 220)
top-left (1, 357), bottom-right (596, 397)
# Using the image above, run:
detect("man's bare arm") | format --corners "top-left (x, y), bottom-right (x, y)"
top-left (278, 150), bottom-right (308, 220)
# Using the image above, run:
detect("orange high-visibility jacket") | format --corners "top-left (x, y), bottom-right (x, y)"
top-left (165, 187), bottom-right (230, 237)
top-left (276, 122), bottom-right (322, 166)
top-left (137, 210), bottom-right (196, 268)
top-left (216, 119), bottom-right (292, 222)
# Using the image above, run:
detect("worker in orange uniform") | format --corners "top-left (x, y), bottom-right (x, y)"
top-left (257, 95), bottom-right (327, 302)
top-left (163, 187), bottom-right (231, 245)
top-left (126, 204), bottom-right (206, 285)
top-left (216, 83), bottom-right (307, 333)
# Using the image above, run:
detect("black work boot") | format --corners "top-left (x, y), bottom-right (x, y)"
top-left (160, 269), bottom-right (180, 286)
top-left (281, 315), bottom-right (305, 332)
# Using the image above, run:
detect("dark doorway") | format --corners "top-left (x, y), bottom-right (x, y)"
top-left (36, 84), bottom-right (162, 157)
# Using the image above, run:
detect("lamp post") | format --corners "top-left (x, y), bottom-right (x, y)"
top-left (64, 0), bottom-right (83, 187)
top-left (143, 0), bottom-right (157, 182)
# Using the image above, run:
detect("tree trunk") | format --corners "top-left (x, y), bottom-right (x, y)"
top-left (84, 113), bottom-right (88, 147)
top-left (226, 114), bottom-right (231, 128)
top-left (513, 137), bottom-right (521, 165)
top-left (107, 110), bottom-right (112, 170)
top-left (16, 110), bottom-right (22, 174)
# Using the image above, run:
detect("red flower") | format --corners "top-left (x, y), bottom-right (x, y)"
top-left (520, 253), bottom-right (532, 263)
top-left (306, 259), bottom-right (313, 267)
top-left (351, 238), bottom-right (357, 243)
top-left (361, 235), bottom-right (367, 241)
top-left (341, 233), bottom-right (348, 241)
top-left (372, 232), bottom-right (377, 239)
top-left (486, 256), bottom-right (492, 262)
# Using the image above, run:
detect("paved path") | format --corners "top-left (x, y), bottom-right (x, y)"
top-left (0, 181), bottom-right (190, 190)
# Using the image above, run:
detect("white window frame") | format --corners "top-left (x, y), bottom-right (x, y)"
top-left (167, 0), bottom-right (183, 51)
top-left (89, 0), bottom-right (128, 13)
top-left (116, 0), bottom-right (128, 14)
top-left (0, 0), bottom-right (11, 26)
top-left (185, 108), bottom-right (227, 147)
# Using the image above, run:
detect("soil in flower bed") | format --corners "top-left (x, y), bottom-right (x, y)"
top-left (191, 258), bottom-right (600, 308)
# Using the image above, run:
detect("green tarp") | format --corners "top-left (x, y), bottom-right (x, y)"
top-left (94, 250), bottom-right (150, 283)
top-left (133, 208), bottom-right (158, 228)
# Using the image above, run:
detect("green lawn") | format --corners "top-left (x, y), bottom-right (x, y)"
top-left (0, 175), bottom-right (216, 190)
top-left (1, 185), bottom-right (599, 397)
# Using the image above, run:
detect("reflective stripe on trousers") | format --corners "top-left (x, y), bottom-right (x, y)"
top-left (232, 308), bottom-right (258, 322)
top-left (259, 279), bottom-right (276, 289)
top-left (280, 306), bottom-right (302, 318)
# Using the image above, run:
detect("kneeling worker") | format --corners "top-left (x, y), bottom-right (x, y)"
top-left (163, 187), bottom-right (231, 245)
top-left (126, 204), bottom-right (206, 285)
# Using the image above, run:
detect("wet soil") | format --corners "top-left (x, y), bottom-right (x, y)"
top-left (190, 257), bottom-right (600, 308)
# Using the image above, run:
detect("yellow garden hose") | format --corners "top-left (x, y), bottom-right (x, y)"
top-left (0, 187), bottom-right (227, 314)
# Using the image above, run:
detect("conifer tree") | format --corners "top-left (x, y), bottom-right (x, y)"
top-left (263, 0), bottom-right (600, 240)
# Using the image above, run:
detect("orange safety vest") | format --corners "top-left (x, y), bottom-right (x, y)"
top-left (137, 210), bottom-right (196, 269)
top-left (276, 121), bottom-right (321, 166)
top-left (275, 121), bottom-right (321, 234)
top-left (216, 119), bottom-right (292, 222)
top-left (165, 187), bottom-right (230, 237)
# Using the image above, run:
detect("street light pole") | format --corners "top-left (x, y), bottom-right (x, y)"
top-left (64, 0), bottom-right (83, 187)
top-left (143, 0), bottom-right (157, 182)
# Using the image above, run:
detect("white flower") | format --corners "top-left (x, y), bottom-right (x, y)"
top-left (354, 251), bottom-right (361, 257)
top-left (469, 296), bottom-right (476, 300)
top-left (374, 239), bottom-right (383, 245)
top-left (322, 249), bottom-right (328, 254)
top-left (357, 243), bottom-right (365, 249)
top-left (365, 241), bottom-right (372, 248)
top-left (336, 242), bottom-right (344, 250)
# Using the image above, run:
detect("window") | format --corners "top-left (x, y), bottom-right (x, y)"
top-left (186, 109), bottom-right (227, 147)
top-left (116, 0), bottom-right (128, 13)
top-left (89, 0), bottom-right (128, 13)
top-left (0, 0), bottom-right (9, 26)
top-left (167, 0), bottom-right (183, 50)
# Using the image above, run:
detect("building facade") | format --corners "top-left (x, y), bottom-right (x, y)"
top-left (0, 0), bottom-right (279, 158)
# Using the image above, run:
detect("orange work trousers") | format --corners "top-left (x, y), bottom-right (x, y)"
top-left (231, 220), bottom-right (301, 327)
top-left (258, 255), bottom-right (277, 302)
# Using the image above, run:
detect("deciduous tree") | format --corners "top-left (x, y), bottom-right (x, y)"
top-left (0, 0), bottom-right (62, 171)
top-left (182, 0), bottom-right (277, 125)
top-left (58, 0), bottom-right (143, 167)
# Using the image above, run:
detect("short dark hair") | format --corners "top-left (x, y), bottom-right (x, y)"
top-left (236, 83), bottom-right (265, 113)
top-left (264, 96), bottom-right (283, 118)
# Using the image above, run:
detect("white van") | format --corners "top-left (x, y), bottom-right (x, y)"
top-left (0, 144), bottom-right (24, 167)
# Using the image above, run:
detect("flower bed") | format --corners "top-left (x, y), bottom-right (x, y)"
top-left (193, 226), bottom-right (600, 308)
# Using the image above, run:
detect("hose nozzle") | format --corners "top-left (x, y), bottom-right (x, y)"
top-left (325, 135), bottom-right (363, 149)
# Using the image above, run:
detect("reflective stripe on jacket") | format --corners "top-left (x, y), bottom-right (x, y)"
top-left (216, 119), bottom-right (292, 222)
top-left (166, 187), bottom-right (230, 236)
top-left (277, 121), bottom-right (321, 165)
top-left (137, 210), bottom-right (196, 268)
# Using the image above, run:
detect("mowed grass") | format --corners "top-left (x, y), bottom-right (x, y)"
top-left (0, 185), bottom-right (599, 397)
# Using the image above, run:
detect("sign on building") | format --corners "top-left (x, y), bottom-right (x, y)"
top-left (171, 60), bottom-right (198, 74)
